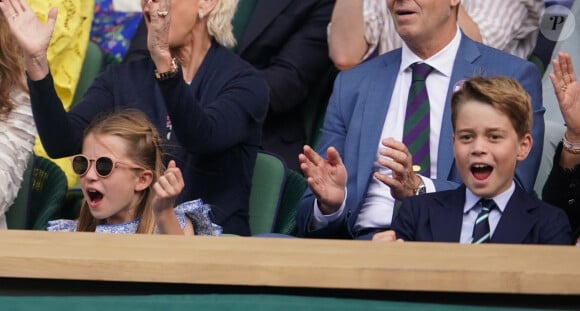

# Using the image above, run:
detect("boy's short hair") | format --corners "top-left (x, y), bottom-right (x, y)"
top-left (451, 76), bottom-right (532, 138)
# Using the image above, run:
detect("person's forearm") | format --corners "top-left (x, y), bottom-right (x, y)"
top-left (457, 4), bottom-right (482, 43)
top-left (154, 207), bottom-right (184, 235)
top-left (328, 0), bottom-right (368, 70)
top-left (23, 54), bottom-right (50, 81)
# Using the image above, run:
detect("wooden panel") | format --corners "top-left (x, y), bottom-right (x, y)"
top-left (0, 230), bottom-right (578, 295)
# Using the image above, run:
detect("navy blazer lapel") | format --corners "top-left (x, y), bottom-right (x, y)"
top-left (429, 186), bottom-right (465, 242)
top-left (237, 0), bottom-right (292, 54)
top-left (491, 186), bottom-right (536, 243)
top-left (438, 34), bottom-right (483, 180)
top-left (356, 53), bottom-right (401, 197)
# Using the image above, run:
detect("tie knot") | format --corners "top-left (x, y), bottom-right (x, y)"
top-left (478, 198), bottom-right (496, 212)
top-left (411, 62), bottom-right (434, 81)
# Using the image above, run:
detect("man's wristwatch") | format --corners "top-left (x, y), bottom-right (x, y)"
top-left (154, 58), bottom-right (179, 80)
top-left (414, 178), bottom-right (426, 196)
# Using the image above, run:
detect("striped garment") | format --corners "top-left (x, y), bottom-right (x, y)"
top-left (362, 0), bottom-right (544, 60)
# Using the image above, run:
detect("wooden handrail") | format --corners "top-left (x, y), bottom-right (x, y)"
top-left (0, 230), bottom-right (578, 295)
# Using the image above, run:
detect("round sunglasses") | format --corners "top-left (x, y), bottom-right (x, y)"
top-left (71, 155), bottom-right (145, 178)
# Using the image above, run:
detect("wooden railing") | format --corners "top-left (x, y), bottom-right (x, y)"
top-left (0, 230), bottom-right (579, 295)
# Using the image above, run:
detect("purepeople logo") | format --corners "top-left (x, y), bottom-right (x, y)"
top-left (540, 4), bottom-right (575, 42)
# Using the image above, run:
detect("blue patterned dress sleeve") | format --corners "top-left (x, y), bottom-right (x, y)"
top-left (175, 199), bottom-right (223, 236)
top-left (46, 199), bottom-right (222, 235)
top-left (47, 219), bottom-right (78, 232)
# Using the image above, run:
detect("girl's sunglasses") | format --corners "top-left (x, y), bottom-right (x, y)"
top-left (71, 155), bottom-right (144, 178)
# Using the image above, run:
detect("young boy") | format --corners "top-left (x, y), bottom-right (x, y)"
top-left (381, 76), bottom-right (571, 245)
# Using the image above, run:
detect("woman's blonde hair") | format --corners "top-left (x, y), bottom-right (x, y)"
top-left (76, 109), bottom-right (165, 234)
top-left (0, 11), bottom-right (27, 116)
top-left (207, 0), bottom-right (238, 48)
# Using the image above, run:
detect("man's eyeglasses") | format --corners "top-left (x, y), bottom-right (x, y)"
top-left (71, 155), bottom-right (144, 178)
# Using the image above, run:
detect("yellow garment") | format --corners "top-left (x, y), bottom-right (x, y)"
top-left (30, 0), bottom-right (94, 188)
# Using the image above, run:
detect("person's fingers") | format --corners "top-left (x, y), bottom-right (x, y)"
top-left (372, 230), bottom-right (397, 241)
top-left (46, 7), bottom-right (58, 29)
top-left (560, 54), bottom-right (570, 85)
top-left (552, 58), bottom-right (563, 81)
top-left (303, 145), bottom-right (324, 166)
top-left (153, 182), bottom-right (168, 197)
top-left (156, 175), bottom-right (171, 190)
top-left (13, 0), bottom-right (27, 12)
top-left (374, 171), bottom-right (400, 188)
top-left (163, 171), bottom-right (178, 187)
top-left (7, 0), bottom-right (20, 14)
top-left (0, 0), bottom-right (16, 20)
top-left (563, 53), bottom-right (577, 83)
top-left (325, 146), bottom-right (341, 163)
top-left (172, 167), bottom-right (184, 185)
top-left (377, 156), bottom-right (403, 178)
top-left (549, 73), bottom-right (559, 92)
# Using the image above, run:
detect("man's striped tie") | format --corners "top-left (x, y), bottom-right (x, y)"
top-left (403, 62), bottom-right (434, 177)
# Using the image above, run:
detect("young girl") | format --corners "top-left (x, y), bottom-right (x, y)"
top-left (48, 109), bottom-right (221, 235)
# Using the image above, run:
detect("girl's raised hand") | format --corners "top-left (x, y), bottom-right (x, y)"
top-left (152, 160), bottom-right (184, 213)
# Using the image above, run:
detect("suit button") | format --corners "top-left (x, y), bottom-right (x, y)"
top-left (569, 199), bottom-right (575, 206)
top-left (570, 183), bottom-right (576, 189)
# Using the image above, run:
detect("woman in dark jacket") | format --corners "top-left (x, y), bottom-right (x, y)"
top-left (0, 0), bottom-right (269, 235)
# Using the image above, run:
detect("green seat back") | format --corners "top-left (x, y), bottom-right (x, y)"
top-left (6, 155), bottom-right (68, 230)
top-left (249, 152), bottom-right (287, 235)
top-left (275, 169), bottom-right (307, 236)
top-left (71, 40), bottom-right (104, 107)
top-left (29, 157), bottom-right (68, 230)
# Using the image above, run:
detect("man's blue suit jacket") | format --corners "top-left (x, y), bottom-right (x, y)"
top-left (393, 185), bottom-right (571, 245)
top-left (297, 34), bottom-right (544, 239)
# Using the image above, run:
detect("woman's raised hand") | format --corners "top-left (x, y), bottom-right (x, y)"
top-left (0, 0), bottom-right (57, 79)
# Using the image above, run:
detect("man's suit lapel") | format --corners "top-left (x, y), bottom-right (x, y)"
top-left (491, 187), bottom-right (536, 243)
top-left (429, 187), bottom-right (465, 242)
top-left (237, 0), bottom-right (292, 54)
top-left (355, 53), bottom-right (401, 201)
top-left (438, 35), bottom-right (483, 180)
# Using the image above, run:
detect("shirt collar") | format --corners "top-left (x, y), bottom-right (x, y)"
top-left (400, 26), bottom-right (462, 77)
top-left (464, 181), bottom-right (515, 214)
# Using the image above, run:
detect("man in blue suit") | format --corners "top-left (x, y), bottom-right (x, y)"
top-left (381, 76), bottom-right (570, 245)
top-left (297, 0), bottom-right (544, 240)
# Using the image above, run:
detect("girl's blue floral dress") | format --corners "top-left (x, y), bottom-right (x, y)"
top-left (47, 199), bottom-right (222, 236)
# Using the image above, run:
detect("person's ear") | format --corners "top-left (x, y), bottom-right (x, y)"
top-left (134, 170), bottom-right (154, 192)
top-left (199, 0), bottom-right (218, 19)
top-left (516, 133), bottom-right (533, 162)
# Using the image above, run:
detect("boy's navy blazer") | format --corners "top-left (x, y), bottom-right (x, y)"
top-left (393, 185), bottom-right (572, 245)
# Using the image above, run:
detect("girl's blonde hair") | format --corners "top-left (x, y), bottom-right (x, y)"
top-left (207, 0), bottom-right (239, 48)
top-left (0, 11), bottom-right (27, 116)
top-left (76, 109), bottom-right (165, 233)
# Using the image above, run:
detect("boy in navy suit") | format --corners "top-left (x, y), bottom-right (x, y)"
top-left (375, 77), bottom-right (571, 245)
